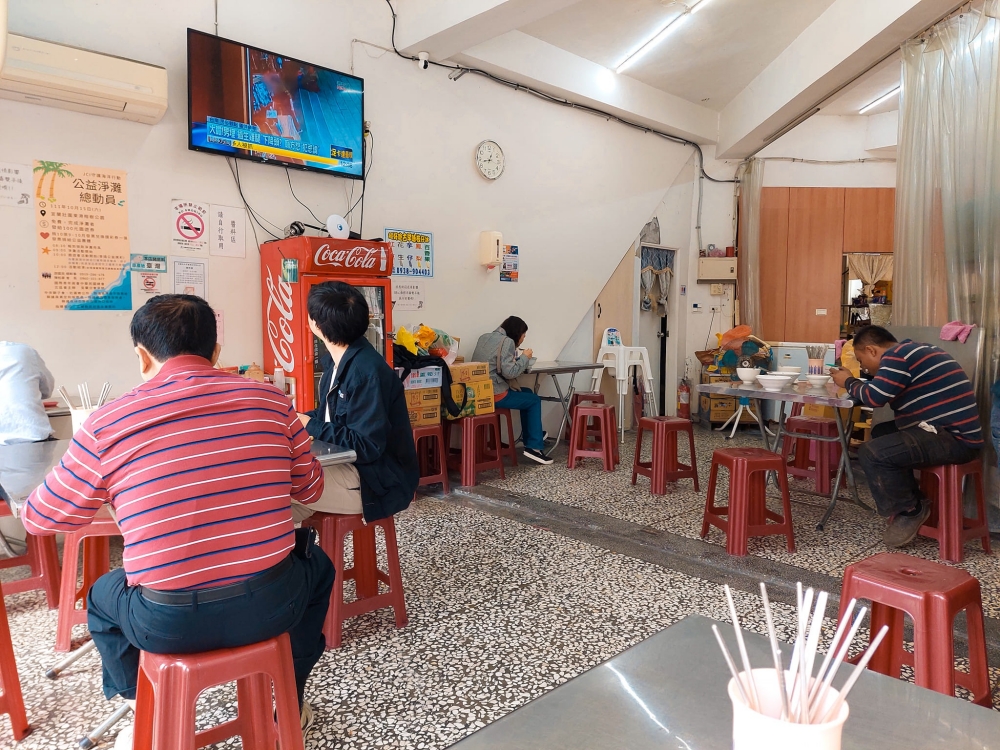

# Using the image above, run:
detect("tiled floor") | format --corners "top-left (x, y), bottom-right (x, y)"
top-left (0, 425), bottom-right (997, 748)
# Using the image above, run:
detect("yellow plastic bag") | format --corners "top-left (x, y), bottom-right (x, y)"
top-left (395, 326), bottom-right (418, 355)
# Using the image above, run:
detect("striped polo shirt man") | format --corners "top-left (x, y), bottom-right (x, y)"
top-left (845, 339), bottom-right (983, 448)
top-left (23, 356), bottom-right (325, 589)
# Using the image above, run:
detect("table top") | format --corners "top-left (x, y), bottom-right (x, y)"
top-left (525, 361), bottom-right (602, 375)
top-left (449, 615), bottom-right (999, 750)
top-left (699, 379), bottom-right (857, 408)
top-left (0, 439), bottom-right (355, 507)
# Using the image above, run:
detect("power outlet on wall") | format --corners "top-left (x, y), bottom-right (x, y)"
top-left (710, 284), bottom-right (724, 295)
top-left (710, 306), bottom-right (721, 313)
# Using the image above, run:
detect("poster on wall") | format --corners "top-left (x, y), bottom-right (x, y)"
top-left (172, 258), bottom-right (208, 299)
top-left (210, 204), bottom-right (247, 258)
top-left (171, 200), bottom-right (209, 253)
top-left (33, 161), bottom-right (131, 310)
top-left (385, 228), bottom-right (433, 277)
top-left (0, 162), bottom-right (32, 207)
top-left (500, 245), bottom-right (519, 283)
top-left (391, 279), bottom-right (425, 312)
top-left (130, 254), bottom-right (168, 301)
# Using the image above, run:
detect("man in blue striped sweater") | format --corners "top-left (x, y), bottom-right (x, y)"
top-left (831, 326), bottom-right (982, 548)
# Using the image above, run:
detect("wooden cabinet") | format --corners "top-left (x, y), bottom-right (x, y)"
top-left (758, 187), bottom-right (894, 343)
top-left (843, 188), bottom-right (894, 253)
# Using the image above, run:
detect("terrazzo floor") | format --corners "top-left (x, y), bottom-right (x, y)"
top-left (0, 424), bottom-right (997, 748)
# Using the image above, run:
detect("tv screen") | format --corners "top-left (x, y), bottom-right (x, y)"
top-left (187, 29), bottom-right (364, 179)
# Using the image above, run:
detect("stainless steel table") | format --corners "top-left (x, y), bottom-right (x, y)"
top-left (522, 361), bottom-right (603, 454)
top-left (699, 380), bottom-right (868, 530)
top-left (450, 614), bottom-right (1000, 750)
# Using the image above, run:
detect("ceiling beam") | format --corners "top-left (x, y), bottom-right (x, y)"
top-left (456, 31), bottom-right (720, 145)
top-left (717, 0), bottom-right (959, 159)
top-left (395, 0), bottom-right (583, 60)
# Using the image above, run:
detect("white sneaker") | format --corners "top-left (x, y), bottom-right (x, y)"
top-left (300, 701), bottom-right (315, 742)
top-left (114, 723), bottom-right (134, 750)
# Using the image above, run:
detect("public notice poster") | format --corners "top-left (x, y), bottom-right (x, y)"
top-left (33, 161), bottom-right (131, 310)
top-left (172, 258), bottom-right (208, 300)
top-left (209, 203), bottom-right (247, 258)
top-left (391, 279), bottom-right (425, 311)
top-left (131, 254), bottom-right (168, 301)
top-left (171, 200), bottom-right (209, 253)
top-left (0, 162), bottom-right (32, 207)
top-left (500, 245), bottom-right (519, 283)
top-left (386, 228), bottom-right (433, 277)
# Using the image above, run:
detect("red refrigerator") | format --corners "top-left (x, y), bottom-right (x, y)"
top-left (260, 236), bottom-right (393, 412)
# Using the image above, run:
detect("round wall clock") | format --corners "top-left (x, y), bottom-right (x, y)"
top-left (475, 140), bottom-right (505, 180)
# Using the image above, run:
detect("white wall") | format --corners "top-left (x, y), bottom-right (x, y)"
top-left (0, 0), bottom-right (695, 399)
top-left (758, 115), bottom-right (896, 187)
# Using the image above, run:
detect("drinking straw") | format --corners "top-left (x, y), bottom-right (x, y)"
top-left (724, 584), bottom-right (759, 711)
top-left (57, 386), bottom-right (73, 408)
top-left (795, 588), bottom-right (814, 722)
top-left (759, 582), bottom-right (791, 720)
top-left (803, 591), bottom-right (828, 689)
top-left (807, 605), bottom-right (869, 722)
top-left (712, 624), bottom-right (750, 706)
top-left (809, 598), bottom-right (857, 704)
top-left (817, 625), bottom-right (889, 724)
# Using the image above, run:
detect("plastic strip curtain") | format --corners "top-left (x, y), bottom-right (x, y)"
top-left (895, 0), bottom-right (1000, 522)
top-left (639, 245), bottom-right (675, 315)
top-left (737, 158), bottom-right (764, 333)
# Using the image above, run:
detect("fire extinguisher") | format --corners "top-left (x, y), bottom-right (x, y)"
top-left (677, 378), bottom-right (691, 420)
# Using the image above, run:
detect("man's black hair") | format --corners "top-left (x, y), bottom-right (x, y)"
top-left (500, 316), bottom-right (528, 344)
top-left (308, 281), bottom-right (370, 346)
top-left (853, 325), bottom-right (897, 349)
top-left (130, 294), bottom-right (217, 362)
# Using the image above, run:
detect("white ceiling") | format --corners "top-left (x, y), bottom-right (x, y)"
top-left (820, 52), bottom-right (901, 116)
top-left (521, 0), bottom-right (839, 110)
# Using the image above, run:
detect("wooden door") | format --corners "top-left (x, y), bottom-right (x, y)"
top-left (593, 248), bottom-right (636, 424)
top-left (758, 188), bottom-right (790, 341)
top-left (785, 188), bottom-right (845, 342)
top-left (844, 188), bottom-right (895, 253)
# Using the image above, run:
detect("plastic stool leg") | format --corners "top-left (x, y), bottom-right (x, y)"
top-left (382, 521), bottom-right (408, 629)
top-left (964, 599), bottom-right (993, 707)
top-left (686, 425), bottom-right (700, 492)
top-left (701, 463), bottom-right (720, 538)
top-left (55, 534), bottom-right (83, 652)
top-left (328, 523), bottom-right (347, 649)
top-left (867, 603), bottom-right (905, 679)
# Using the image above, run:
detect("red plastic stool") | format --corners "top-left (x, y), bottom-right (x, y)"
top-left (701, 447), bottom-right (794, 556)
top-left (781, 416), bottom-right (841, 495)
top-left (567, 404), bottom-right (619, 471)
top-left (0, 504), bottom-right (61, 608)
top-left (918, 460), bottom-right (991, 563)
top-left (631, 416), bottom-right (699, 493)
top-left (838, 553), bottom-right (992, 706)
top-left (564, 392), bottom-right (605, 439)
top-left (490, 408), bottom-right (519, 467)
top-left (412, 423), bottom-right (450, 494)
top-left (0, 582), bottom-right (30, 740)
top-left (447, 413), bottom-right (506, 487)
top-left (132, 633), bottom-right (302, 750)
top-left (302, 512), bottom-right (407, 649)
top-left (55, 511), bottom-right (121, 652)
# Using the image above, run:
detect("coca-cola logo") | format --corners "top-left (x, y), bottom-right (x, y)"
top-left (265, 268), bottom-right (295, 372)
top-left (314, 243), bottom-right (386, 271)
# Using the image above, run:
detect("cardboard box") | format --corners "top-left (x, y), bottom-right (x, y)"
top-left (404, 387), bottom-right (441, 410)
top-left (396, 366), bottom-right (443, 390)
top-left (448, 361), bottom-right (490, 383)
top-left (408, 405), bottom-right (441, 426)
top-left (446, 380), bottom-right (495, 420)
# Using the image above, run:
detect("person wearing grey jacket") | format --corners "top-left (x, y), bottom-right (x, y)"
top-left (471, 316), bottom-right (552, 464)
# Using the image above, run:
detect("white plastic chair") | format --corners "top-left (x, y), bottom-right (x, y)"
top-left (592, 329), bottom-right (658, 440)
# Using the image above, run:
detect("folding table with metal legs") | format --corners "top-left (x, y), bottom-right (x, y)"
top-left (523, 361), bottom-right (603, 456)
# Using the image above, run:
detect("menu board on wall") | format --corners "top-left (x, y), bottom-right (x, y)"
top-left (33, 161), bottom-right (131, 310)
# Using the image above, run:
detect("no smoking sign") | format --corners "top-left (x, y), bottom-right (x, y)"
top-left (171, 200), bottom-right (210, 253)
top-left (176, 212), bottom-right (205, 240)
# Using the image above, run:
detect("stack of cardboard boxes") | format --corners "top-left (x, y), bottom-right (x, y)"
top-left (399, 366), bottom-right (444, 427)
top-left (446, 362), bottom-right (494, 420)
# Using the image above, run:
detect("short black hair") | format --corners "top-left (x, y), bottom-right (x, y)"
top-left (500, 316), bottom-right (528, 344)
top-left (130, 294), bottom-right (217, 362)
top-left (308, 281), bottom-right (369, 346)
top-left (853, 325), bottom-right (897, 349)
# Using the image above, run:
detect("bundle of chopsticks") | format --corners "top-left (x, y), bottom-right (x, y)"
top-left (713, 582), bottom-right (889, 725)
top-left (58, 382), bottom-right (112, 410)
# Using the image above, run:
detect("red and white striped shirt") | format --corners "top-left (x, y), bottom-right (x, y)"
top-left (23, 356), bottom-right (324, 590)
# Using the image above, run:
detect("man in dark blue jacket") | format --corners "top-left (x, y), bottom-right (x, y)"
top-left (297, 281), bottom-right (418, 521)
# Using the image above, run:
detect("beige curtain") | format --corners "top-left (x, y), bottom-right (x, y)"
top-left (737, 158), bottom-right (765, 333)
top-left (846, 253), bottom-right (894, 296)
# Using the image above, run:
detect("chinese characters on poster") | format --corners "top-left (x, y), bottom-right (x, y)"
top-left (385, 228), bottom-right (433, 277)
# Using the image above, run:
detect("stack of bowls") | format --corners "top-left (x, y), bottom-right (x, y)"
top-left (756, 373), bottom-right (794, 392)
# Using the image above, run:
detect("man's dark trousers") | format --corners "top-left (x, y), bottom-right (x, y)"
top-left (859, 421), bottom-right (979, 517)
top-left (86, 547), bottom-right (335, 703)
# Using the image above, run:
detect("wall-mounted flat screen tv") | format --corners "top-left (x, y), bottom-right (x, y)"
top-left (187, 28), bottom-right (364, 179)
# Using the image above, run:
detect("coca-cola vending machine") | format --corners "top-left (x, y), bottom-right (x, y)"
top-left (260, 236), bottom-right (393, 412)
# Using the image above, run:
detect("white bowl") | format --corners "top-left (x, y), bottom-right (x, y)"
top-left (777, 366), bottom-right (801, 374)
top-left (756, 374), bottom-right (793, 392)
top-left (807, 374), bottom-right (832, 388)
top-left (736, 367), bottom-right (759, 384)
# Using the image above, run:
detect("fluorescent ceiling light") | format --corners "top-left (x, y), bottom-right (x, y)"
top-left (615, 0), bottom-right (712, 74)
top-left (859, 86), bottom-right (900, 114)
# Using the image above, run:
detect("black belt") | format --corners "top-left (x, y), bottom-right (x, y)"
top-left (139, 554), bottom-right (294, 606)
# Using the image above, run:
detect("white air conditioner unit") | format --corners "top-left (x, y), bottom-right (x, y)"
top-left (0, 33), bottom-right (167, 124)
